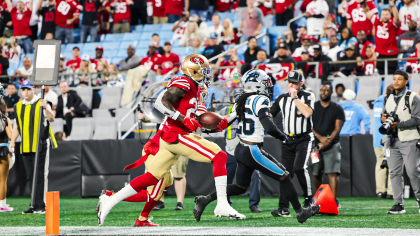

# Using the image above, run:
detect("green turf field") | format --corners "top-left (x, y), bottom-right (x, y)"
top-left (1, 196), bottom-right (419, 228)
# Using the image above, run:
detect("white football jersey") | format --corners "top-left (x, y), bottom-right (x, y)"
top-left (236, 94), bottom-right (271, 143)
top-left (399, 4), bottom-right (420, 32)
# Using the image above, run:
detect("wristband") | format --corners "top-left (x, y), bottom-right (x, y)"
top-left (292, 96), bottom-right (299, 101)
top-left (172, 111), bottom-right (181, 120)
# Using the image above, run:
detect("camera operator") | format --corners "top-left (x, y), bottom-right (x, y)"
top-left (381, 70), bottom-right (420, 214)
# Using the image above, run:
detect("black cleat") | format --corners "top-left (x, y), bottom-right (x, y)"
top-left (153, 201), bottom-right (165, 211)
top-left (250, 205), bottom-right (262, 213)
top-left (297, 205), bottom-right (320, 223)
top-left (194, 195), bottom-right (212, 222)
top-left (174, 202), bottom-right (184, 210)
top-left (387, 203), bottom-right (406, 214)
top-left (303, 197), bottom-right (314, 208)
top-left (22, 207), bottom-right (35, 214)
top-left (271, 207), bottom-right (291, 217)
top-left (377, 192), bottom-right (386, 199)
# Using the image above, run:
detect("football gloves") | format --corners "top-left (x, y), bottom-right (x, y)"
top-left (215, 118), bottom-right (228, 132)
top-left (182, 117), bottom-right (202, 132)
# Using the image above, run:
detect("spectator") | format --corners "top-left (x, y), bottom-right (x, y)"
top-left (58, 55), bottom-right (74, 85)
top-left (189, 0), bottom-right (209, 21)
top-left (214, 48), bottom-right (245, 80)
top-left (0, 5), bottom-right (12, 39)
top-left (244, 37), bottom-right (261, 64)
top-left (151, 33), bottom-right (165, 55)
top-left (220, 18), bottom-right (239, 45)
top-left (327, 35), bottom-right (343, 62)
top-left (66, 47), bottom-right (82, 72)
top-left (5, 0), bottom-right (33, 54)
top-left (75, 54), bottom-right (97, 87)
top-left (397, 0), bottom-right (420, 36)
top-left (238, 0), bottom-right (264, 43)
top-left (118, 45), bottom-right (141, 70)
top-left (310, 44), bottom-right (332, 81)
top-left (268, 42), bottom-right (297, 66)
top-left (338, 0), bottom-right (350, 31)
top-left (96, 60), bottom-right (109, 85)
top-left (14, 57), bottom-right (32, 87)
top-left (339, 27), bottom-right (357, 49)
top-left (45, 32), bottom-right (54, 39)
top-left (156, 41), bottom-right (180, 77)
top-left (292, 35), bottom-right (314, 58)
top-left (305, 0), bottom-right (328, 20)
top-left (292, 25), bottom-right (308, 51)
top-left (274, 0), bottom-right (295, 26)
top-left (98, 0), bottom-right (111, 35)
top-left (202, 33), bottom-right (225, 64)
top-left (398, 20), bottom-right (420, 55)
top-left (140, 41), bottom-right (161, 72)
top-left (37, 0), bottom-right (56, 39)
top-left (107, 63), bottom-right (125, 87)
top-left (171, 13), bottom-right (189, 40)
top-left (80, 0), bottom-right (101, 43)
top-left (186, 37), bottom-right (204, 54)
top-left (54, 131), bottom-right (67, 141)
top-left (357, 45), bottom-right (377, 75)
top-left (130, 0), bottom-right (147, 26)
top-left (152, 0), bottom-right (168, 24)
top-left (334, 44), bottom-right (358, 76)
top-left (165, 0), bottom-right (189, 23)
top-left (354, 30), bottom-right (374, 59)
top-left (37, 86), bottom-right (58, 110)
top-left (337, 89), bottom-right (371, 135)
top-left (373, 84), bottom-right (394, 199)
top-left (331, 83), bottom-right (345, 102)
top-left (363, 0), bottom-right (399, 75)
top-left (214, 0), bottom-right (231, 13)
top-left (90, 46), bottom-right (108, 69)
top-left (251, 49), bottom-right (270, 67)
top-left (111, 0), bottom-right (133, 33)
top-left (179, 21), bottom-right (206, 46)
top-left (281, 28), bottom-right (294, 52)
top-left (320, 24), bottom-right (338, 53)
top-left (406, 40), bottom-right (420, 74)
top-left (54, 0), bottom-right (79, 44)
top-left (299, 49), bottom-right (310, 62)
top-left (256, 0), bottom-right (273, 27)
top-left (4, 83), bottom-right (20, 119)
top-left (207, 14), bottom-right (223, 41)
top-left (3, 36), bottom-right (21, 64)
top-left (346, 0), bottom-right (377, 42)
top-left (56, 81), bottom-right (83, 136)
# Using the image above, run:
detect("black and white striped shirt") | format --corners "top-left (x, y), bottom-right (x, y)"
top-left (270, 90), bottom-right (315, 136)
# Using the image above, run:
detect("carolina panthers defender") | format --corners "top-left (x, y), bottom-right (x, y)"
top-left (193, 69), bottom-right (321, 223)
top-left (97, 54), bottom-right (245, 226)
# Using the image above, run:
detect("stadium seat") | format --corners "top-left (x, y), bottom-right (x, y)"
top-left (383, 75), bottom-right (393, 94)
top-left (103, 50), bottom-right (118, 57)
top-left (51, 87), bottom-right (61, 96)
top-left (99, 87), bottom-right (122, 109)
top-left (7, 68), bottom-right (15, 75)
top-left (140, 32), bottom-right (155, 41)
top-left (226, 12), bottom-right (236, 21)
top-left (102, 42), bottom-right (121, 50)
top-left (116, 50), bottom-right (128, 57)
top-left (115, 108), bottom-right (136, 132)
top-left (143, 24), bottom-right (162, 32)
top-left (268, 26), bottom-right (287, 52)
top-left (135, 49), bottom-right (148, 57)
top-left (410, 74), bottom-right (420, 91)
top-left (172, 47), bottom-right (187, 55)
top-left (233, 20), bottom-right (241, 28)
top-left (62, 51), bottom-right (73, 61)
top-left (333, 77), bottom-right (356, 93)
top-left (61, 44), bottom-right (66, 53)
top-left (92, 118), bottom-right (117, 140)
top-left (9, 62), bottom-right (19, 70)
top-left (122, 33), bottom-right (142, 42)
top-left (305, 78), bottom-right (322, 100)
top-left (277, 80), bottom-right (288, 93)
top-left (64, 43), bottom-right (83, 53)
top-left (161, 23), bottom-right (173, 31)
top-left (50, 118), bottom-right (64, 133)
top-left (134, 24), bottom-right (144, 32)
top-left (70, 87), bottom-right (93, 110)
top-left (172, 39), bottom-right (181, 46)
top-left (82, 42), bottom-right (103, 53)
top-left (136, 40), bottom-right (150, 49)
top-left (111, 57), bottom-right (125, 64)
top-left (104, 34), bottom-right (122, 42)
top-left (355, 76), bottom-right (382, 103)
top-left (68, 118), bottom-right (94, 140)
top-left (159, 31), bottom-right (173, 40)
top-left (25, 53), bottom-right (35, 61)
top-left (120, 41), bottom-right (138, 50)
top-left (92, 108), bottom-right (113, 118)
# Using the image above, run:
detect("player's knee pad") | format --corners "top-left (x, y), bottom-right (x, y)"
top-left (279, 175), bottom-right (291, 183)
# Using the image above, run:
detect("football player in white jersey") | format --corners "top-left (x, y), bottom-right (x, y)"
top-left (193, 69), bottom-right (320, 223)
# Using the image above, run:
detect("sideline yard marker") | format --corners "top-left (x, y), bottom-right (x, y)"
top-left (46, 191), bottom-right (60, 235)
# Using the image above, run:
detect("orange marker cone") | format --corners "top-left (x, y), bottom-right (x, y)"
top-left (312, 184), bottom-right (339, 215)
top-left (46, 192), bottom-right (60, 235)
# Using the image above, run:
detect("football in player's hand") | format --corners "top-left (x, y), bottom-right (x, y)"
top-left (197, 112), bottom-right (224, 130)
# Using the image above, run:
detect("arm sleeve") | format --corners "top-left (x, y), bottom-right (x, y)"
top-left (398, 94), bottom-right (420, 128)
top-left (270, 95), bottom-right (282, 118)
top-left (258, 107), bottom-right (287, 140)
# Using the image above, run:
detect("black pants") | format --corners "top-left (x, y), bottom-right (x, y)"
top-left (22, 142), bottom-right (48, 210)
top-left (30, 25), bottom-right (38, 42)
top-left (63, 113), bottom-right (76, 136)
top-left (276, 9), bottom-right (294, 26)
top-left (376, 54), bottom-right (398, 75)
top-left (279, 133), bottom-right (314, 208)
top-left (234, 143), bottom-right (287, 187)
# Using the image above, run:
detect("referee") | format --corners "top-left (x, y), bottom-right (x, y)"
top-left (270, 70), bottom-right (315, 217)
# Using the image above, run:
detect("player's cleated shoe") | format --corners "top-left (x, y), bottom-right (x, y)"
top-left (34, 208), bottom-right (46, 214)
top-left (194, 195), bottom-right (212, 222)
top-left (387, 203), bottom-right (406, 214)
top-left (303, 197), bottom-right (314, 208)
top-left (250, 204), bottom-right (262, 213)
top-left (271, 208), bottom-right (291, 217)
top-left (97, 194), bottom-right (114, 226)
top-left (296, 205), bottom-right (320, 223)
top-left (133, 218), bottom-right (159, 227)
top-left (311, 205), bottom-right (321, 216)
top-left (0, 206), bottom-right (13, 212)
top-left (214, 202), bottom-right (246, 220)
top-left (174, 202), bottom-right (183, 210)
top-left (22, 207), bottom-right (35, 214)
top-left (377, 192), bottom-right (386, 199)
top-left (153, 201), bottom-right (165, 211)
top-left (335, 198), bottom-right (341, 208)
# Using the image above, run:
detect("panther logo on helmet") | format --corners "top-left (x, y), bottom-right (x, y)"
top-left (190, 57), bottom-right (204, 65)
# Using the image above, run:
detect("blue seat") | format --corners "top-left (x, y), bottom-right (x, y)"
top-left (62, 51), bottom-right (73, 61)
top-left (159, 31), bottom-right (173, 40)
top-left (233, 20), bottom-right (241, 28)
top-left (104, 34), bottom-right (122, 42)
top-left (111, 57), bottom-right (125, 64)
top-left (226, 12), bottom-right (236, 21)
top-left (136, 41), bottom-right (150, 49)
top-left (83, 42), bottom-right (103, 53)
top-left (103, 50), bottom-right (118, 57)
top-left (134, 25), bottom-right (144, 32)
top-left (25, 53), bottom-right (35, 61)
top-left (268, 26), bottom-right (287, 52)
top-left (116, 50), bottom-right (127, 57)
top-left (9, 62), bottom-right (19, 70)
top-left (161, 23), bottom-right (173, 31)
top-left (143, 24), bottom-right (162, 32)
top-left (172, 47), bottom-right (187, 55)
top-left (64, 43), bottom-right (83, 53)
top-left (135, 49), bottom-right (148, 57)
top-left (140, 32), bottom-right (154, 41)
top-left (120, 41), bottom-right (138, 50)
top-left (172, 39), bottom-right (181, 46)
top-left (61, 44), bottom-right (66, 53)
top-left (102, 42), bottom-right (121, 50)
top-left (122, 33), bottom-right (142, 42)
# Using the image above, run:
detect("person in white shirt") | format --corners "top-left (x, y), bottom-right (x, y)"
top-left (3, 36), bottom-right (22, 64)
top-left (305, 0), bottom-right (329, 19)
top-left (398, 0), bottom-right (420, 34)
top-left (14, 58), bottom-right (33, 88)
top-left (327, 35), bottom-right (344, 61)
top-left (172, 14), bottom-right (190, 41)
top-left (179, 21), bottom-right (207, 46)
top-left (37, 86), bottom-right (58, 111)
top-left (207, 14), bottom-right (223, 42)
top-left (292, 35), bottom-right (314, 57)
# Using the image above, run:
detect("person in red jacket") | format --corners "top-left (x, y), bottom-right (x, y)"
top-left (164, 0), bottom-right (189, 23)
top-left (346, 0), bottom-right (378, 42)
top-left (152, 0), bottom-right (167, 23)
top-left (5, 0), bottom-right (33, 54)
top-left (54, 0), bottom-right (80, 44)
top-left (274, 0), bottom-right (296, 26)
top-left (111, 0), bottom-right (133, 33)
top-left (406, 40), bottom-right (420, 74)
top-left (157, 41), bottom-right (180, 76)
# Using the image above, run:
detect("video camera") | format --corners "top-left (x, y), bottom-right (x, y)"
top-left (379, 112), bottom-right (399, 135)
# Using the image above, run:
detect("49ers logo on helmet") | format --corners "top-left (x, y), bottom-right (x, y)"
top-left (190, 57), bottom-right (204, 65)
